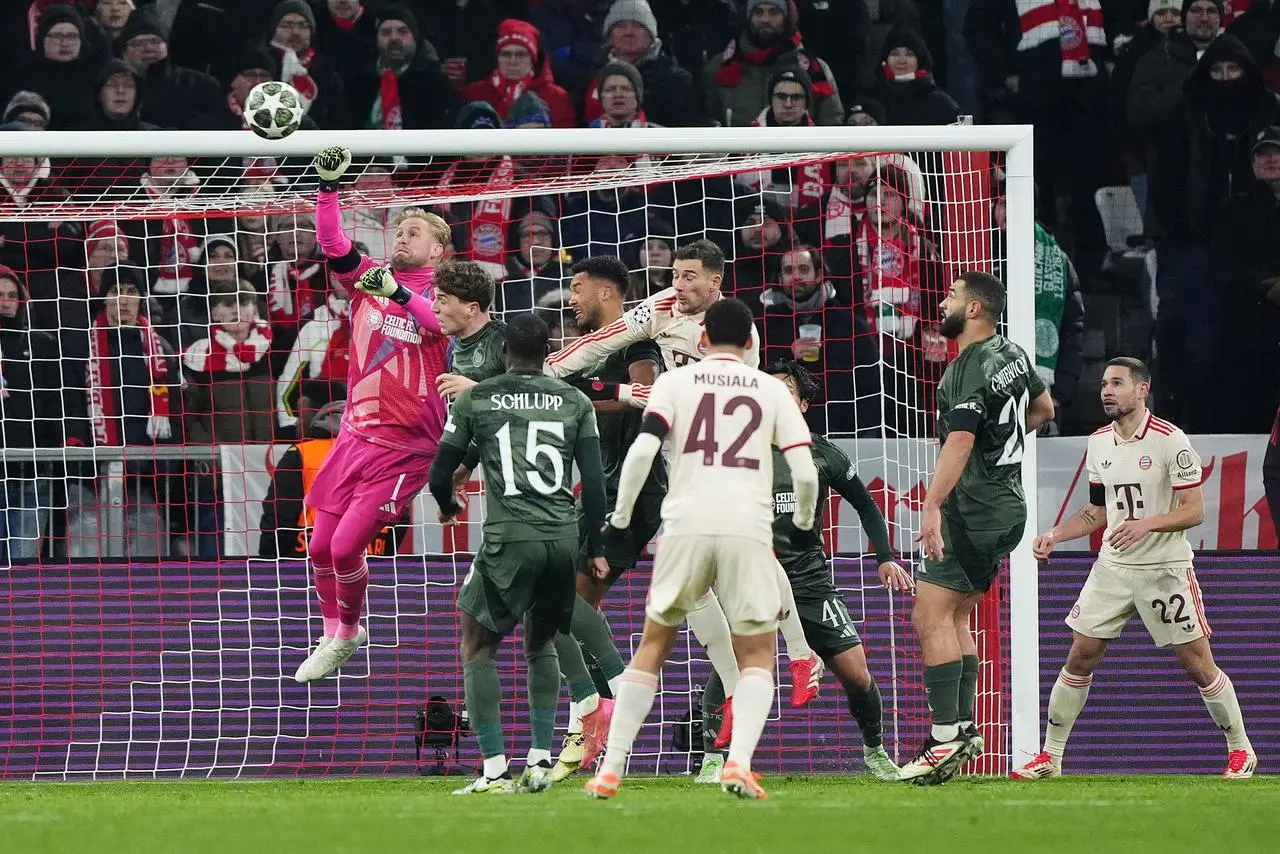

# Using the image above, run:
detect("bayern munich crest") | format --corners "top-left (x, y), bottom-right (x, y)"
top-left (1139, 455), bottom-right (1153, 470)
top-left (1058, 15), bottom-right (1085, 50)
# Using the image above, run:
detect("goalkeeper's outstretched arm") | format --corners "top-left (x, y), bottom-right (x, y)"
top-left (313, 146), bottom-right (359, 271)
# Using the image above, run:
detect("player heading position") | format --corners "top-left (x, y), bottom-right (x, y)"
top-left (429, 313), bottom-right (609, 794)
top-left (585, 299), bottom-right (819, 801)
top-left (294, 147), bottom-right (454, 683)
top-left (431, 259), bottom-right (507, 392)
top-left (899, 272), bottom-right (1055, 784)
top-left (1013, 358), bottom-right (1256, 780)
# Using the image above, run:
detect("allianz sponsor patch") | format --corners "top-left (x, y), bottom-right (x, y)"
top-left (1176, 450), bottom-right (1194, 470)
top-left (625, 301), bottom-right (652, 330)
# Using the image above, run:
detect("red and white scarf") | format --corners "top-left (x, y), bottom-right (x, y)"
top-left (141, 173), bottom-right (202, 293)
top-left (267, 258), bottom-right (326, 327)
top-left (439, 156), bottom-right (517, 279)
top-left (272, 42), bottom-right (319, 112)
top-left (378, 65), bottom-right (403, 129)
top-left (86, 313), bottom-right (172, 446)
top-left (1016, 0), bottom-right (1106, 79)
top-left (183, 320), bottom-right (273, 374)
top-left (855, 216), bottom-right (921, 341)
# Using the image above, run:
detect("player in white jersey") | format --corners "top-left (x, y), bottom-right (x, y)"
top-left (1013, 358), bottom-right (1257, 781)
top-left (584, 299), bottom-right (819, 801)
top-left (543, 241), bottom-right (826, 775)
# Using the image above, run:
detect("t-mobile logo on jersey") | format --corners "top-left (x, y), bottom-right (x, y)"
top-left (1114, 482), bottom-right (1144, 521)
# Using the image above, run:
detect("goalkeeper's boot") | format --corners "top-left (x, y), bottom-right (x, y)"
top-left (293, 625), bottom-right (368, 683)
top-left (788, 654), bottom-right (824, 708)
top-left (452, 772), bottom-right (516, 795)
top-left (695, 753), bottom-right (724, 784)
top-left (898, 734), bottom-right (969, 785)
top-left (579, 698), bottom-right (614, 770)
top-left (550, 732), bottom-right (585, 782)
top-left (721, 762), bottom-right (767, 800)
top-left (1010, 751), bottom-right (1062, 780)
top-left (713, 698), bottom-right (734, 750)
top-left (584, 771), bottom-right (621, 800)
top-left (518, 760), bottom-right (555, 793)
top-left (863, 745), bottom-right (900, 782)
top-left (1222, 749), bottom-right (1258, 780)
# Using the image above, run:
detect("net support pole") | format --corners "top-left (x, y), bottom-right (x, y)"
top-left (1004, 131), bottom-right (1040, 765)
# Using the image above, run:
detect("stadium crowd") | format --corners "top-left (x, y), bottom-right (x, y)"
top-left (0, 0), bottom-right (1277, 560)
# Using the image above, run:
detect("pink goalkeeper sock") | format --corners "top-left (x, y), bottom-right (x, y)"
top-left (335, 558), bottom-right (369, 639)
top-left (313, 563), bottom-right (339, 637)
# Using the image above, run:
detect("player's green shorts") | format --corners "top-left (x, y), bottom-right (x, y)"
top-left (794, 580), bottom-right (863, 659)
top-left (577, 490), bottom-right (663, 582)
top-left (458, 534), bottom-right (578, 635)
top-left (921, 515), bottom-right (1025, 594)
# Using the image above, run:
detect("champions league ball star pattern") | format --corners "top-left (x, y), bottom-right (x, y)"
top-left (245, 81), bottom-right (305, 140)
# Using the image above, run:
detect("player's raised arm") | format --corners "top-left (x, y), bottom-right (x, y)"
top-left (608, 375), bottom-right (673, 529)
top-left (544, 296), bottom-right (655, 382)
top-left (314, 146), bottom-right (359, 269)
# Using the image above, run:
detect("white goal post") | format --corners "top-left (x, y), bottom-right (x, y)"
top-left (0, 124), bottom-right (1038, 772)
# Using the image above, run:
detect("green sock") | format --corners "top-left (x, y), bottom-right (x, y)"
top-left (526, 641), bottom-right (560, 752)
top-left (463, 659), bottom-right (504, 759)
top-left (958, 655), bottom-right (980, 723)
top-left (553, 632), bottom-right (598, 702)
top-left (923, 660), bottom-right (964, 727)
top-left (700, 669), bottom-right (727, 754)
top-left (571, 596), bottom-right (625, 683)
top-left (845, 675), bottom-right (884, 749)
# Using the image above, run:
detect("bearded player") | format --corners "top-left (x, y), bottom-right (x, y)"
top-left (293, 146), bottom-right (453, 683)
top-left (899, 272), bottom-right (1055, 784)
top-left (1013, 358), bottom-right (1256, 781)
top-left (542, 242), bottom-right (826, 756)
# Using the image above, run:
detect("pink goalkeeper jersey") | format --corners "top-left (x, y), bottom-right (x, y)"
top-left (333, 256), bottom-right (448, 457)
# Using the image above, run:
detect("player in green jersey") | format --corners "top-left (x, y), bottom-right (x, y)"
top-left (697, 360), bottom-right (912, 782)
top-left (431, 260), bottom-right (508, 394)
top-left (549, 256), bottom-right (667, 780)
top-left (899, 271), bottom-right (1056, 785)
top-left (428, 313), bottom-right (610, 795)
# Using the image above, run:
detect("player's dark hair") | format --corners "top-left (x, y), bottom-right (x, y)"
top-left (570, 255), bottom-right (629, 294)
top-left (958, 270), bottom-right (1006, 321)
top-left (434, 259), bottom-right (494, 309)
top-left (1106, 356), bottom-right (1151, 385)
top-left (765, 359), bottom-right (819, 403)
top-left (299, 379), bottom-right (346, 408)
top-left (505, 312), bottom-right (551, 362)
top-left (703, 298), bottom-right (754, 348)
top-left (673, 238), bottom-right (725, 276)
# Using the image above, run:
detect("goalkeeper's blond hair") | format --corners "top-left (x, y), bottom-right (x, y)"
top-left (395, 207), bottom-right (451, 248)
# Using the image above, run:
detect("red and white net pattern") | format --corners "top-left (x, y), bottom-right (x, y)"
top-left (0, 145), bottom-right (1010, 778)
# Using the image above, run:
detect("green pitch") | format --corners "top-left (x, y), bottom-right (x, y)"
top-left (3, 775), bottom-right (1274, 854)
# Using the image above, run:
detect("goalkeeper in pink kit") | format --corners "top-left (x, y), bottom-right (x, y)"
top-left (293, 146), bottom-right (452, 683)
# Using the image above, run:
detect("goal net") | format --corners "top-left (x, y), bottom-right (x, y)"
top-left (0, 126), bottom-right (1037, 780)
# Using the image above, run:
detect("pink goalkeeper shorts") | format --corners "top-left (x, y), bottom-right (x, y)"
top-left (305, 430), bottom-right (433, 524)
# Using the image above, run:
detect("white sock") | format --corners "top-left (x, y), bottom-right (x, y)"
top-left (526, 748), bottom-right (552, 766)
top-left (483, 754), bottom-right (507, 779)
top-left (687, 594), bottom-right (740, 696)
top-left (774, 562), bottom-right (813, 661)
top-left (1199, 670), bottom-right (1251, 751)
top-left (932, 724), bottom-right (961, 741)
top-left (566, 700), bottom-right (584, 735)
top-left (607, 675), bottom-right (620, 696)
top-left (600, 668), bottom-right (658, 777)
top-left (1044, 668), bottom-right (1092, 761)
top-left (726, 666), bottom-right (773, 770)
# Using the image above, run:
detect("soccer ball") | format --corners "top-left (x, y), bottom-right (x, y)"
top-left (244, 81), bottom-right (304, 140)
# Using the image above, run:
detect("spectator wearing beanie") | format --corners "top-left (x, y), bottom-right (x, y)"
top-left (266, 0), bottom-right (347, 128)
top-left (734, 67), bottom-right (827, 211)
top-left (1147, 36), bottom-right (1280, 431)
top-left (500, 211), bottom-right (568, 315)
top-left (352, 4), bottom-right (458, 130)
top-left (191, 40), bottom-right (291, 131)
top-left (704, 0), bottom-right (844, 127)
top-left (2, 92), bottom-right (52, 129)
top-left (464, 19), bottom-right (576, 127)
top-left (9, 4), bottom-right (103, 130)
top-left (846, 98), bottom-right (887, 126)
top-left (117, 10), bottom-right (223, 130)
top-left (1227, 0), bottom-right (1280, 93)
top-left (873, 25), bottom-right (961, 125)
top-left (564, 0), bottom-right (699, 128)
top-left (77, 58), bottom-right (157, 132)
top-left (506, 91), bottom-right (552, 128)
top-left (587, 61), bottom-right (662, 127)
